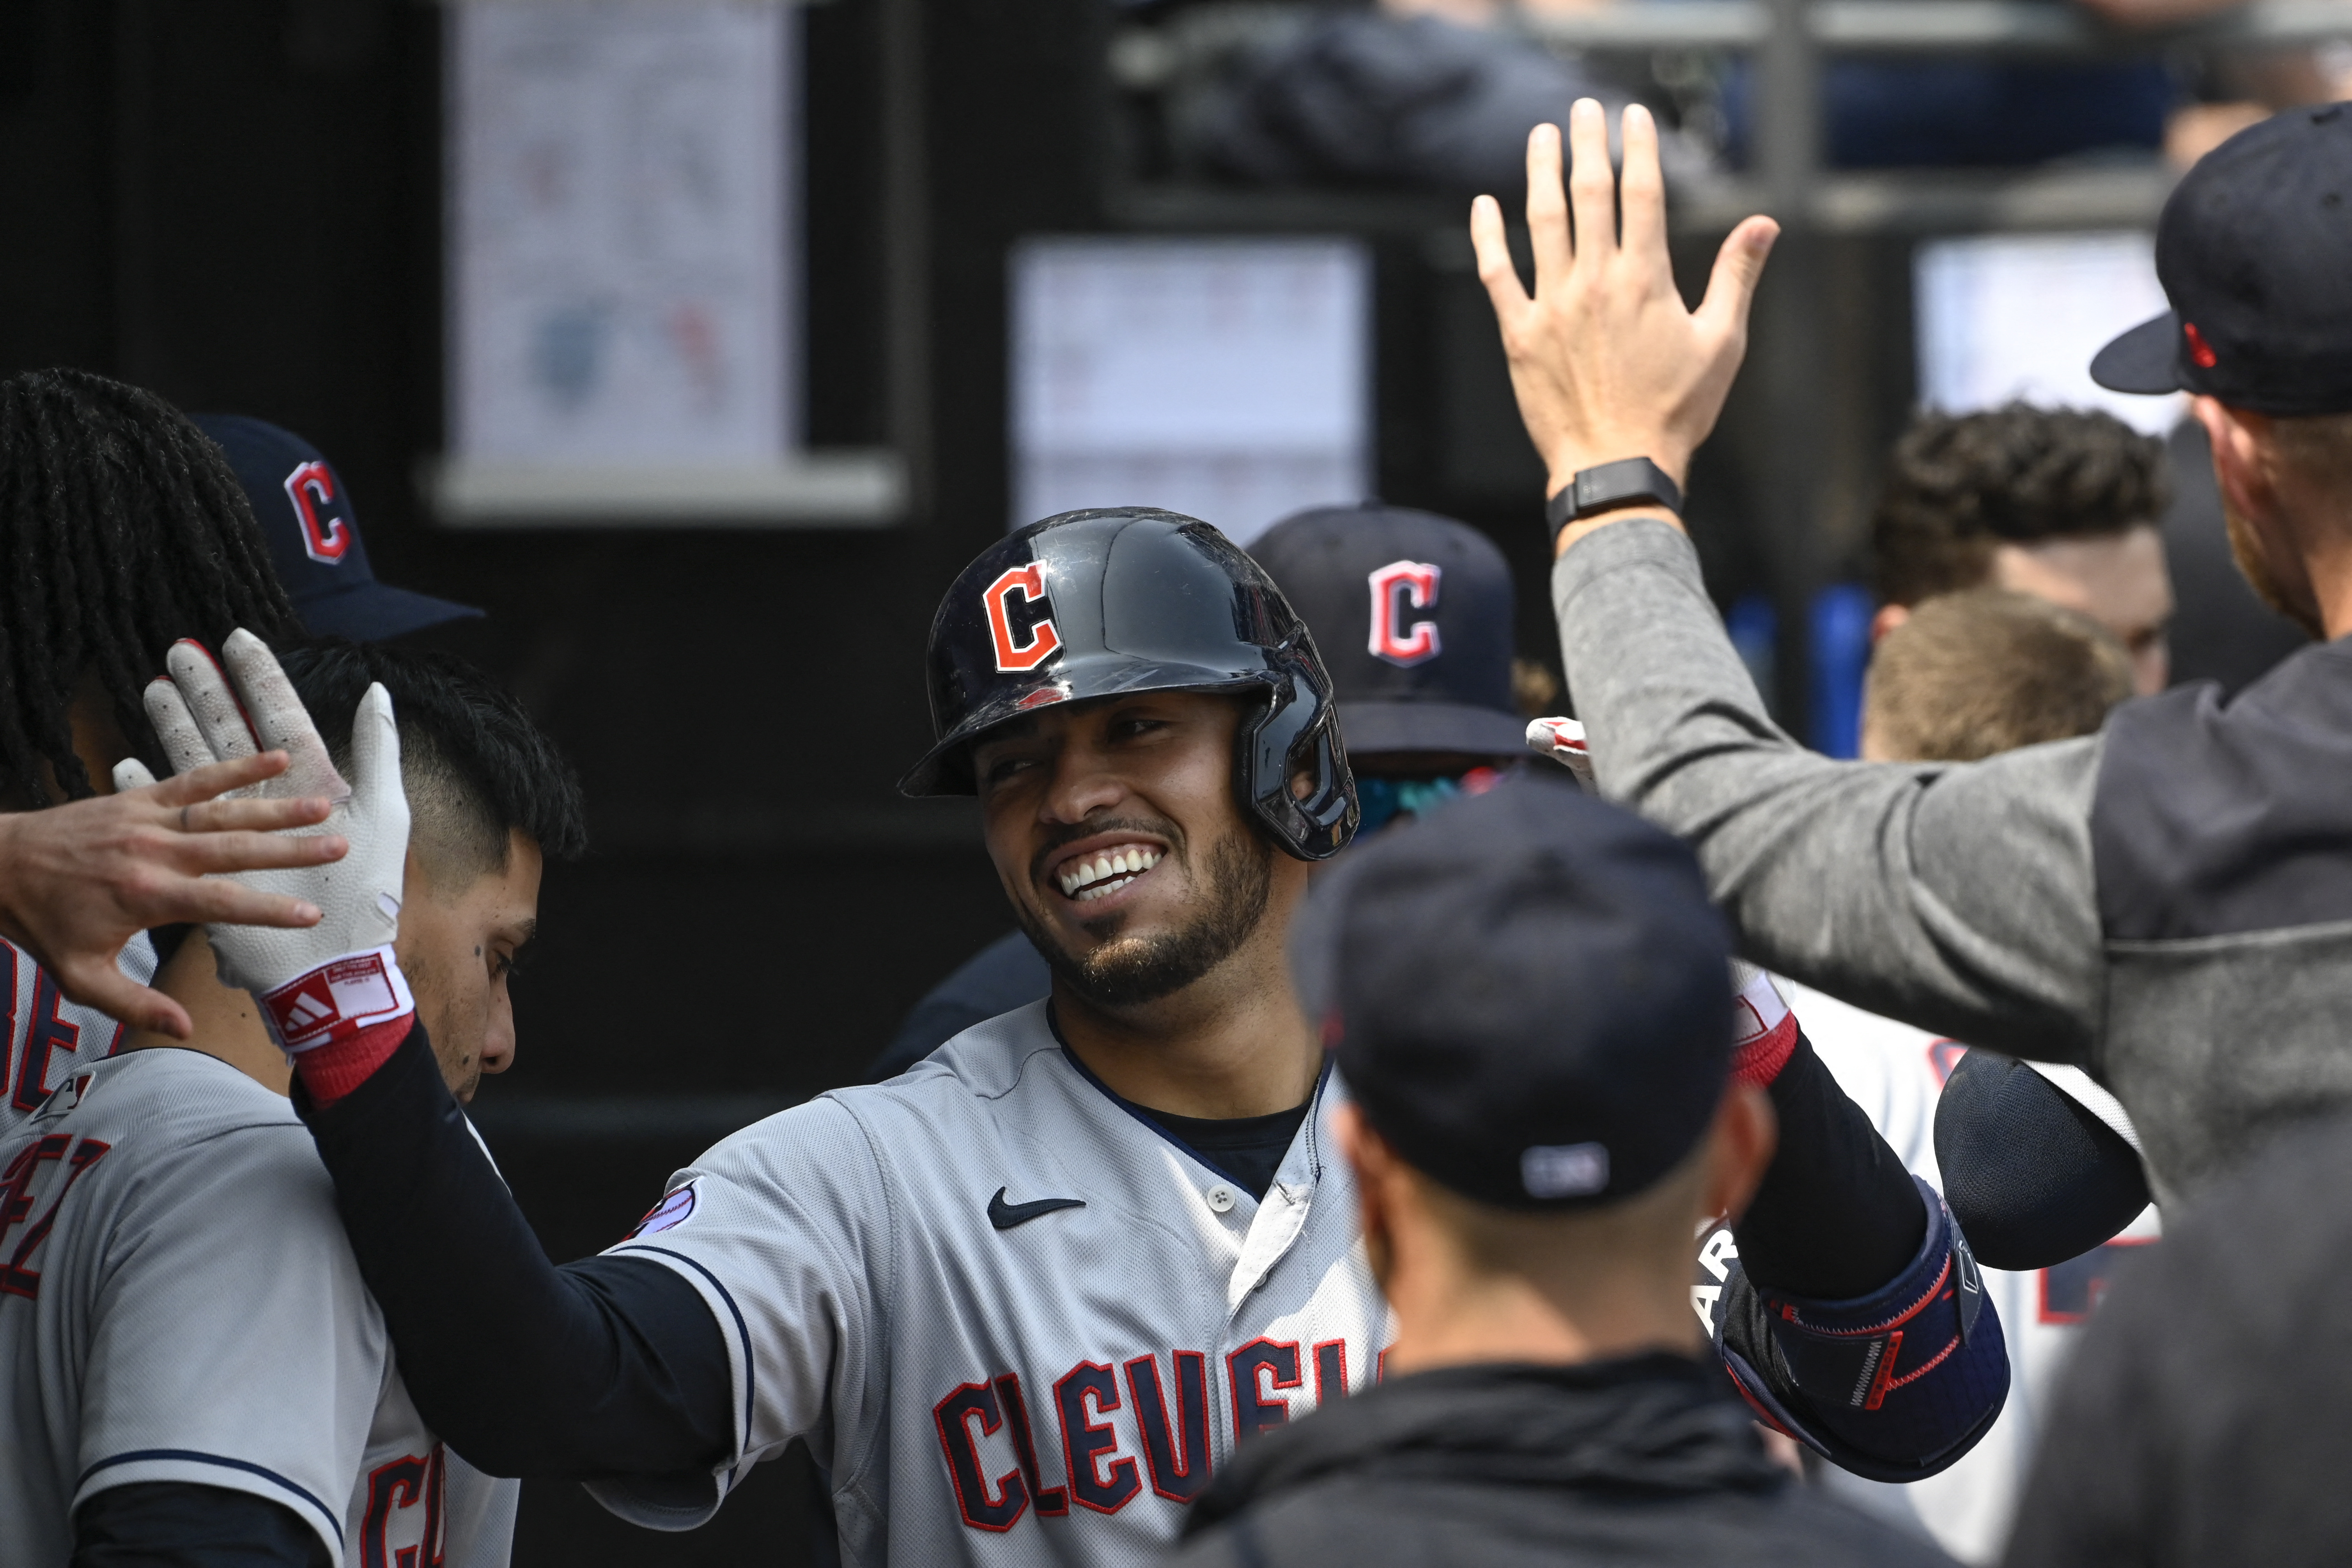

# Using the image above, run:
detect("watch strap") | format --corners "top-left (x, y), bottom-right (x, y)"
top-left (1545, 457), bottom-right (1684, 543)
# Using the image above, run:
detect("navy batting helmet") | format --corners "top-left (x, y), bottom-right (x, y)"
top-left (899, 508), bottom-right (1359, 861)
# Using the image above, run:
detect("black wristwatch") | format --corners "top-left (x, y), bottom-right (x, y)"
top-left (1545, 457), bottom-right (1684, 545)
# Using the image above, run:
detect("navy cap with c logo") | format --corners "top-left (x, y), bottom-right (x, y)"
top-left (192, 414), bottom-right (482, 642)
top-left (1250, 501), bottom-right (1526, 759)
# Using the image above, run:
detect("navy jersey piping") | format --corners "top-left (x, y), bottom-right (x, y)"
top-left (1047, 1002), bottom-right (1332, 1191)
top-left (78, 1449), bottom-right (343, 1543)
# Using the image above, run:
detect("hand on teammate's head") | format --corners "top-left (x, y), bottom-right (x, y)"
top-left (0, 754), bottom-right (347, 1038)
top-left (1469, 101), bottom-right (1777, 546)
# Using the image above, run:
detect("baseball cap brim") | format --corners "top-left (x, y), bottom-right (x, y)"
top-left (297, 581), bottom-right (485, 642)
top-left (2090, 311), bottom-right (2186, 396)
top-left (1337, 699), bottom-right (1529, 759)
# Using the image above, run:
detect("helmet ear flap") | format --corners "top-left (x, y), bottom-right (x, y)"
top-left (1239, 660), bottom-right (1360, 861)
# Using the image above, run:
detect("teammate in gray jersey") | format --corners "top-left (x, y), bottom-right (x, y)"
top-left (0, 635), bottom-right (583, 1567)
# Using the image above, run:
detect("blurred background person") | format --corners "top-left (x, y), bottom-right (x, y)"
top-left (1859, 587), bottom-right (2134, 763)
top-left (1869, 406), bottom-right (2176, 696)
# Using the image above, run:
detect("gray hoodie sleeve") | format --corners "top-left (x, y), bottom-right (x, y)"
top-left (1551, 517), bottom-right (2106, 1066)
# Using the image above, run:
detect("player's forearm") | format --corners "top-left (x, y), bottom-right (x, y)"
top-left (1734, 1032), bottom-right (1924, 1297)
top-left (295, 1024), bottom-right (734, 1477)
top-left (1715, 1030), bottom-right (2007, 1481)
top-left (1552, 519), bottom-right (2106, 1063)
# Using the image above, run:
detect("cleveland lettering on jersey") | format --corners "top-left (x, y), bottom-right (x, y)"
top-left (597, 1004), bottom-right (1386, 1566)
top-left (934, 1335), bottom-right (1369, 1534)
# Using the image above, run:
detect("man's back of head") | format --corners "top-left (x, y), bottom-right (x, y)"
top-left (1861, 588), bottom-right (2132, 763)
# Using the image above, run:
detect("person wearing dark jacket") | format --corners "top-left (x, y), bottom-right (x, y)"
top-left (1170, 775), bottom-right (1958, 1568)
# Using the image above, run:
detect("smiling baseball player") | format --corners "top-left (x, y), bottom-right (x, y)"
top-left (218, 508), bottom-right (2004, 1568)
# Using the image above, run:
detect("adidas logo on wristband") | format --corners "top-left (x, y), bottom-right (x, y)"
top-left (260, 945), bottom-right (415, 1054)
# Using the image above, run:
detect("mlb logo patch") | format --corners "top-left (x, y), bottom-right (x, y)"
top-left (628, 1183), bottom-right (698, 1239)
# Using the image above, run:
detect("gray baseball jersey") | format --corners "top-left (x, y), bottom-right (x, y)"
top-left (0, 932), bottom-right (156, 1141)
top-left (0, 1047), bottom-right (516, 1567)
top-left (594, 1001), bottom-right (1389, 1566)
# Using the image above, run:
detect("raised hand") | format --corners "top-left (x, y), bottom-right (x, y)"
top-left (1471, 101), bottom-right (1779, 551)
top-left (0, 753), bottom-right (350, 1038)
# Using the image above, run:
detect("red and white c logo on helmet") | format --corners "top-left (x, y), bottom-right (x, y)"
top-left (282, 460), bottom-right (350, 565)
top-left (1367, 560), bottom-right (1442, 667)
top-left (983, 564), bottom-right (1062, 672)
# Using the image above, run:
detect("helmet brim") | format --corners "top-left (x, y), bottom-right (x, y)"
top-left (896, 657), bottom-right (1278, 797)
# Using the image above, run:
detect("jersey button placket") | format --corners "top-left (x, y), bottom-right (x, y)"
top-left (1204, 1184), bottom-right (1237, 1214)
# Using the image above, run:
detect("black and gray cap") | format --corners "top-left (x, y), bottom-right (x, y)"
top-left (2092, 105), bottom-right (2352, 416)
top-left (1301, 771), bottom-right (1735, 1208)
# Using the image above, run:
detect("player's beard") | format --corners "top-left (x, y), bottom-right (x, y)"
top-left (1021, 825), bottom-right (1276, 1010)
top-left (2225, 499), bottom-right (2328, 639)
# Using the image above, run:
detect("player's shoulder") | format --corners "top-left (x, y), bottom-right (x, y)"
top-left (682, 1001), bottom-right (1065, 1183)
top-left (10, 1047), bottom-right (318, 1188)
top-left (867, 997), bottom-right (1061, 1099)
top-left (17, 1046), bottom-right (298, 1138)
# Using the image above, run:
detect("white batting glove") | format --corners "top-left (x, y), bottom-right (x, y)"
top-left (118, 630), bottom-right (413, 1054)
top-left (1526, 716), bottom-right (1598, 794)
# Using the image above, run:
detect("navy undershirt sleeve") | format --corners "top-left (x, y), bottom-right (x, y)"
top-left (73, 1482), bottom-right (327, 1568)
top-left (1734, 1031), bottom-right (1929, 1300)
top-left (294, 1023), bottom-right (735, 1478)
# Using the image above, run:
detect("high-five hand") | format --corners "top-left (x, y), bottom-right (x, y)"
top-left (126, 631), bottom-right (414, 1056)
top-left (1470, 101), bottom-right (1778, 553)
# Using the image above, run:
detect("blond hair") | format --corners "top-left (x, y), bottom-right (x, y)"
top-left (1863, 589), bottom-right (2132, 763)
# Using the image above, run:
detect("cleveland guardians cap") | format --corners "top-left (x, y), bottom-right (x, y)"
top-left (1306, 771), bottom-right (1735, 1209)
top-left (2091, 104), bottom-right (2352, 416)
top-left (193, 414), bottom-right (483, 641)
top-left (1250, 502), bottom-right (1526, 758)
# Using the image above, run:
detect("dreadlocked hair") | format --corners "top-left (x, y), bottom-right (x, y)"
top-left (0, 367), bottom-right (298, 805)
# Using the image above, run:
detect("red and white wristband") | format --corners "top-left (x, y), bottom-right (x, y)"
top-left (259, 944), bottom-right (415, 1055)
top-left (260, 946), bottom-right (418, 1108)
top-left (1729, 962), bottom-right (1800, 1088)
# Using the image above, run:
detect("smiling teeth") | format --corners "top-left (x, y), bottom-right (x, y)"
top-left (1059, 846), bottom-right (1162, 897)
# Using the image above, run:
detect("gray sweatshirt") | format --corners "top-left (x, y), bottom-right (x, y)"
top-left (1553, 518), bottom-right (2352, 1198)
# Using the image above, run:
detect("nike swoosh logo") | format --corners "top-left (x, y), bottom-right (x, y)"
top-left (989, 1187), bottom-right (1085, 1231)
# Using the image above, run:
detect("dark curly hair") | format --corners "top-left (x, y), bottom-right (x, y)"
top-left (1870, 404), bottom-right (2172, 607)
top-left (0, 368), bottom-right (299, 806)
